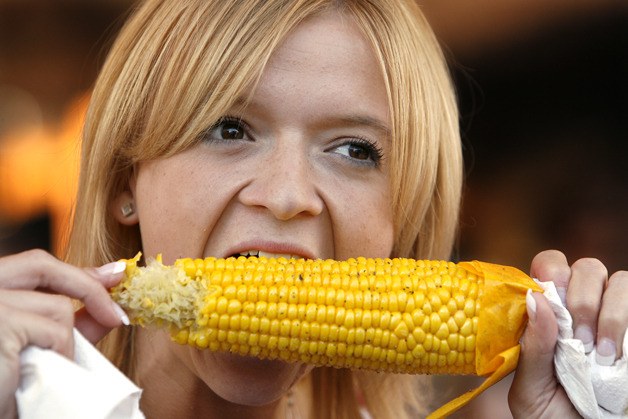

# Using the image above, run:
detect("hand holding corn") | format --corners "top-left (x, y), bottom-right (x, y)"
top-left (110, 254), bottom-right (543, 417)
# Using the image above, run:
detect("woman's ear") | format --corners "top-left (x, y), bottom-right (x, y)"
top-left (111, 190), bottom-right (139, 225)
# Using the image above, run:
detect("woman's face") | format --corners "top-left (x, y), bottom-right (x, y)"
top-left (125, 11), bottom-right (394, 408)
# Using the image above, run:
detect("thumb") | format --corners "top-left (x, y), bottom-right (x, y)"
top-left (509, 291), bottom-right (559, 415)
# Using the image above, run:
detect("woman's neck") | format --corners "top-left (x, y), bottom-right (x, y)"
top-left (132, 328), bottom-right (285, 419)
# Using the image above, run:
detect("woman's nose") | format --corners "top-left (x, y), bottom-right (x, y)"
top-left (238, 145), bottom-right (324, 220)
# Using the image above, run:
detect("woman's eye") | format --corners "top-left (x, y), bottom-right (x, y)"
top-left (205, 118), bottom-right (249, 142)
top-left (220, 121), bottom-right (244, 139)
top-left (332, 139), bottom-right (383, 165)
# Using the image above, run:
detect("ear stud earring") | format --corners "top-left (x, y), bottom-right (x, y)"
top-left (121, 202), bottom-right (135, 217)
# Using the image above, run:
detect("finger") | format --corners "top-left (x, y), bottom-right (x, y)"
top-left (566, 258), bottom-right (607, 354)
top-left (0, 397), bottom-right (16, 419)
top-left (0, 290), bottom-right (75, 331)
top-left (84, 260), bottom-right (128, 288)
top-left (74, 306), bottom-right (120, 343)
top-left (530, 250), bottom-right (571, 303)
top-left (0, 250), bottom-right (125, 328)
top-left (75, 260), bottom-right (130, 342)
top-left (0, 302), bottom-right (75, 359)
top-left (0, 359), bottom-right (18, 419)
top-left (596, 270), bottom-right (628, 364)
top-left (509, 291), bottom-right (562, 415)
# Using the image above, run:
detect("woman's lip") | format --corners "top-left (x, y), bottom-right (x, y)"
top-left (220, 352), bottom-right (295, 369)
top-left (222, 241), bottom-right (317, 260)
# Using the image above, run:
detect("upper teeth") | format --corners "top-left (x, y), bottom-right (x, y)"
top-left (236, 250), bottom-right (298, 259)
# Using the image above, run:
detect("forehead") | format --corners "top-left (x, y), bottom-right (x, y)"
top-left (268, 12), bottom-right (378, 74)
top-left (252, 11), bottom-right (389, 124)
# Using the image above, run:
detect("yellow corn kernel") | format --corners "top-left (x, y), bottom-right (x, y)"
top-left (111, 253), bottom-right (542, 418)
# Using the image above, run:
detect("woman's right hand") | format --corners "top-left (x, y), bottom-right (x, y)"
top-left (0, 249), bottom-right (128, 419)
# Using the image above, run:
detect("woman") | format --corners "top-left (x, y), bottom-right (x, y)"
top-left (1, 1), bottom-right (626, 418)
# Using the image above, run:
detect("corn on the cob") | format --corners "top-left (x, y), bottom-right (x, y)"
top-left (110, 253), bottom-right (542, 417)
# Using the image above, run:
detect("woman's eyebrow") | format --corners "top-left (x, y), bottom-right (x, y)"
top-left (329, 115), bottom-right (391, 136)
top-left (228, 98), bottom-right (390, 137)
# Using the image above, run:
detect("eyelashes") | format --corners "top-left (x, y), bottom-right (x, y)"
top-left (203, 117), bottom-right (251, 142)
top-left (329, 137), bottom-right (384, 166)
top-left (202, 116), bottom-right (385, 167)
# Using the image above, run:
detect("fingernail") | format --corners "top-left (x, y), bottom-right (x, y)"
top-left (96, 261), bottom-right (127, 277)
top-left (596, 337), bottom-right (617, 366)
top-left (111, 301), bottom-right (130, 326)
top-left (574, 325), bottom-right (594, 353)
top-left (526, 289), bottom-right (537, 323)
top-left (556, 286), bottom-right (567, 306)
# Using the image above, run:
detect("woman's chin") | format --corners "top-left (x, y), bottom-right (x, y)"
top-left (196, 351), bottom-right (310, 406)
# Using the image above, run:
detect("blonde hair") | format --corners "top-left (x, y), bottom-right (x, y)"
top-left (66, 1), bottom-right (462, 418)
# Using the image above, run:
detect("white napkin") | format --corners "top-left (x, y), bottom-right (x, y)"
top-left (540, 281), bottom-right (628, 419)
top-left (16, 329), bottom-right (144, 419)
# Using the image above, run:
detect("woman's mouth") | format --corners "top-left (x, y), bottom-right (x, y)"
top-left (230, 250), bottom-right (303, 259)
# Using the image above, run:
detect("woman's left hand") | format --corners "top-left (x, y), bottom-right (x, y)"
top-left (508, 249), bottom-right (628, 417)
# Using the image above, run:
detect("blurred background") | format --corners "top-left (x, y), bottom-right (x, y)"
top-left (431, 0), bottom-right (628, 275)
top-left (0, 0), bottom-right (626, 417)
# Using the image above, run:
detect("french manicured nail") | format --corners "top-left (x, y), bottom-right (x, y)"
top-left (596, 337), bottom-right (616, 366)
top-left (574, 325), bottom-right (594, 353)
top-left (112, 301), bottom-right (130, 326)
top-left (526, 289), bottom-right (537, 323)
top-left (556, 286), bottom-right (567, 306)
top-left (96, 261), bottom-right (127, 277)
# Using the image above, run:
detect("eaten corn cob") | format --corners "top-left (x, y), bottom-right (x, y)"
top-left (110, 254), bottom-right (543, 417)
